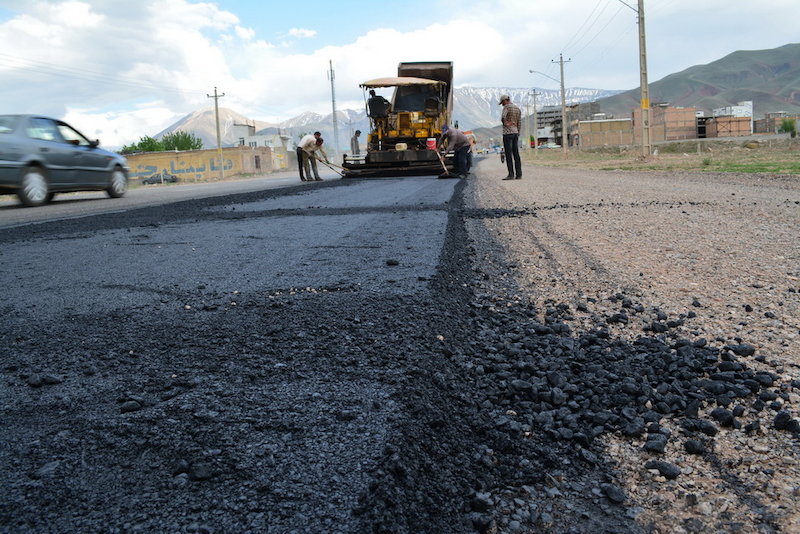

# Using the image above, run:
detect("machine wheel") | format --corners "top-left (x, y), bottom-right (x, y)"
top-left (18, 167), bottom-right (49, 207)
top-left (107, 167), bottom-right (128, 198)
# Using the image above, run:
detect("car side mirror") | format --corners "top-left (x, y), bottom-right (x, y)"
top-left (90, 139), bottom-right (100, 148)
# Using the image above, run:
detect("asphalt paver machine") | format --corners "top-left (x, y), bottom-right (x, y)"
top-left (342, 61), bottom-right (454, 177)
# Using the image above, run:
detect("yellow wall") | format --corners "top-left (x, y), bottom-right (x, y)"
top-left (127, 146), bottom-right (274, 182)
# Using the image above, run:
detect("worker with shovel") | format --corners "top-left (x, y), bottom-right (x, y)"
top-left (297, 132), bottom-right (329, 181)
top-left (438, 125), bottom-right (470, 179)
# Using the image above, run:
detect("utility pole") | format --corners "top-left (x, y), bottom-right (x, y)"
top-left (531, 89), bottom-right (538, 155)
top-left (524, 99), bottom-right (530, 150)
top-left (617, 0), bottom-right (651, 156)
top-left (328, 60), bottom-right (340, 156)
top-left (207, 86), bottom-right (225, 180)
top-left (637, 0), bottom-right (651, 156)
top-left (552, 53), bottom-right (571, 156)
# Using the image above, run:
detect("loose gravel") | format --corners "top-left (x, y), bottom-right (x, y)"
top-left (459, 156), bottom-right (799, 533)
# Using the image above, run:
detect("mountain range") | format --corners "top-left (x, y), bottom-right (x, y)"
top-left (156, 87), bottom-right (619, 152)
top-left (594, 42), bottom-right (800, 118)
top-left (156, 43), bottom-right (799, 151)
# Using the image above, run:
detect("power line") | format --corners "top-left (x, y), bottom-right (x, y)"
top-left (562, 0), bottom-right (613, 55)
top-left (0, 52), bottom-right (208, 97)
top-left (562, 0), bottom-right (608, 53)
top-left (571, 3), bottom-right (626, 58)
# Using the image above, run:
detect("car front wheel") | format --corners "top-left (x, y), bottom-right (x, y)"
top-left (18, 167), bottom-right (49, 207)
top-left (107, 167), bottom-right (128, 198)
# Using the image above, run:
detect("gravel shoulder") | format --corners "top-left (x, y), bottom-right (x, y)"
top-left (462, 155), bottom-right (800, 532)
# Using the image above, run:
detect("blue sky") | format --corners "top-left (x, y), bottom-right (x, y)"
top-left (0, 0), bottom-right (796, 147)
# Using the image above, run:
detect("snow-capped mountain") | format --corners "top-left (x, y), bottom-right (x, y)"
top-left (262, 87), bottom-right (623, 149)
top-left (453, 87), bottom-right (624, 129)
top-left (157, 86), bottom-right (622, 151)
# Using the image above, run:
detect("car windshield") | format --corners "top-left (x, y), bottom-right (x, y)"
top-left (0, 115), bottom-right (19, 134)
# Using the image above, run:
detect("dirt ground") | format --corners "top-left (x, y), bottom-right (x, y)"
top-left (464, 155), bottom-right (800, 533)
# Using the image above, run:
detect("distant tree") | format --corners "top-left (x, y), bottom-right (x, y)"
top-left (162, 131), bottom-right (203, 151)
top-left (778, 118), bottom-right (797, 138)
top-left (119, 132), bottom-right (203, 154)
top-left (119, 135), bottom-right (164, 154)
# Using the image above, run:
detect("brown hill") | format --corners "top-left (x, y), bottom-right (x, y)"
top-left (155, 108), bottom-right (276, 148)
top-left (596, 43), bottom-right (800, 118)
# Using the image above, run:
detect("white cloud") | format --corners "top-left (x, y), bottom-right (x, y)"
top-left (43, 0), bottom-right (103, 28)
top-left (63, 105), bottom-right (184, 147)
top-left (288, 28), bottom-right (316, 39)
top-left (235, 25), bottom-right (255, 40)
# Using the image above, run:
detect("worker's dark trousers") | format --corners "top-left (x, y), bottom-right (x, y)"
top-left (503, 133), bottom-right (522, 177)
top-left (454, 145), bottom-right (470, 176)
top-left (296, 147), bottom-right (305, 179)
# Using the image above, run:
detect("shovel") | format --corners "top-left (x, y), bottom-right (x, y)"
top-left (435, 150), bottom-right (458, 179)
top-left (315, 155), bottom-right (363, 177)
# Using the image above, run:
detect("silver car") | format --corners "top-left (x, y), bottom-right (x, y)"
top-left (0, 114), bottom-right (129, 207)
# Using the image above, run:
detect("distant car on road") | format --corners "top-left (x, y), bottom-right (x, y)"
top-left (0, 114), bottom-right (129, 207)
top-left (141, 172), bottom-right (179, 185)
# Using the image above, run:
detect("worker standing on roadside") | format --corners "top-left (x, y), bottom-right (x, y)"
top-left (499, 94), bottom-right (522, 180)
top-left (350, 130), bottom-right (361, 155)
top-left (297, 131), bottom-right (329, 181)
top-left (438, 125), bottom-right (470, 179)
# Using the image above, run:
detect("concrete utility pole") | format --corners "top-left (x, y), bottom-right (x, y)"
top-left (531, 89), bottom-right (538, 155)
top-left (617, 0), bottom-right (651, 156)
top-left (524, 99), bottom-right (530, 150)
top-left (637, 0), bottom-right (651, 156)
top-left (207, 86), bottom-right (225, 180)
top-left (328, 60), bottom-right (340, 156)
top-left (552, 54), bottom-right (571, 156)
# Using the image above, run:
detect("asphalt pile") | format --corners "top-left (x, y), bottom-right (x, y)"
top-left (465, 296), bottom-right (797, 447)
top-left (435, 288), bottom-right (800, 532)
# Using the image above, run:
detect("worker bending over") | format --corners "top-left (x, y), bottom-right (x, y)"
top-left (438, 125), bottom-right (470, 179)
top-left (297, 131), bottom-right (329, 181)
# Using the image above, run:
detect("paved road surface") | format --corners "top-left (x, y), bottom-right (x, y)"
top-left (0, 168), bottom-right (339, 229)
top-left (0, 172), bottom-right (471, 533)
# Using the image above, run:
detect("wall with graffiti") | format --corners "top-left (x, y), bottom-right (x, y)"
top-left (127, 146), bottom-right (274, 182)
